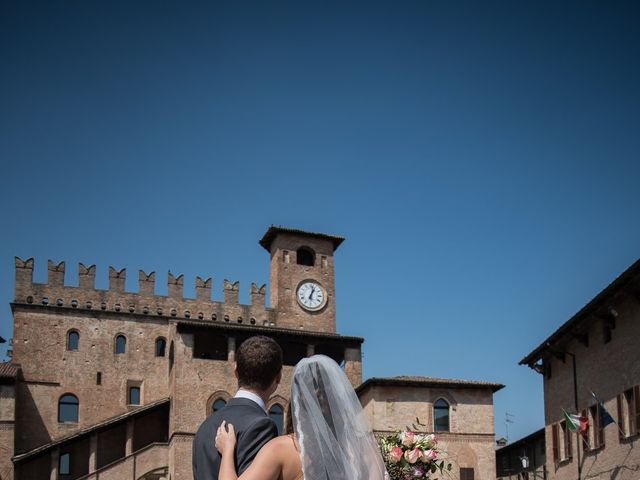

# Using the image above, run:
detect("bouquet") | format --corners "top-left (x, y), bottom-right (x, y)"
top-left (379, 420), bottom-right (452, 480)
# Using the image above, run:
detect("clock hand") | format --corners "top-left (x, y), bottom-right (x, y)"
top-left (308, 287), bottom-right (314, 301)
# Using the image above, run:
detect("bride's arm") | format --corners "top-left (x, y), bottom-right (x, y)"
top-left (215, 421), bottom-right (282, 480)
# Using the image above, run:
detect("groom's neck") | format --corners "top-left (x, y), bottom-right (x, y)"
top-left (238, 386), bottom-right (270, 405)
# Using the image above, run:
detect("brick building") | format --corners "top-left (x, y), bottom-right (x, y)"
top-left (1, 226), bottom-right (502, 480)
top-left (495, 428), bottom-right (546, 480)
top-left (358, 376), bottom-right (503, 480)
top-left (520, 259), bottom-right (640, 480)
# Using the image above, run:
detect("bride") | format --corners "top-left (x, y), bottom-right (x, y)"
top-left (215, 354), bottom-right (387, 480)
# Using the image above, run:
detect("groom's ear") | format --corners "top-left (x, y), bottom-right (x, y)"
top-left (234, 364), bottom-right (239, 380)
top-left (276, 369), bottom-right (282, 385)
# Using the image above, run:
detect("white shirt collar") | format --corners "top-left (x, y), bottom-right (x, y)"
top-left (234, 389), bottom-right (267, 412)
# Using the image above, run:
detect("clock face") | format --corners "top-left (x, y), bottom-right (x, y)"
top-left (296, 281), bottom-right (327, 311)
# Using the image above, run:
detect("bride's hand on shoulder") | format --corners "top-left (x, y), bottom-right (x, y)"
top-left (215, 421), bottom-right (237, 455)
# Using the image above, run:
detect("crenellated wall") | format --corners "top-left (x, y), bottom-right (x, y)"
top-left (14, 257), bottom-right (275, 327)
top-left (8, 228), bottom-right (364, 480)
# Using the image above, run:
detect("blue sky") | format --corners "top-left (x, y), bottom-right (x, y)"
top-left (1, 1), bottom-right (639, 441)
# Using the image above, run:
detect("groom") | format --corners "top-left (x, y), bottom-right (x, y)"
top-left (192, 335), bottom-right (283, 480)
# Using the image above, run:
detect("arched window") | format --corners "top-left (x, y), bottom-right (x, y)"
top-left (269, 404), bottom-right (284, 435)
top-left (212, 398), bottom-right (227, 414)
top-left (67, 330), bottom-right (79, 351)
top-left (296, 247), bottom-right (315, 266)
top-left (115, 335), bottom-right (126, 354)
top-left (155, 337), bottom-right (166, 357)
top-left (59, 452), bottom-right (71, 475)
top-left (58, 394), bottom-right (79, 423)
top-left (434, 398), bottom-right (450, 432)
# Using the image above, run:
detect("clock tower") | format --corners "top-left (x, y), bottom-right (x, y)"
top-left (259, 226), bottom-right (344, 333)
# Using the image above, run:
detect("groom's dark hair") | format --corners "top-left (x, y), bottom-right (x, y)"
top-left (236, 336), bottom-right (283, 391)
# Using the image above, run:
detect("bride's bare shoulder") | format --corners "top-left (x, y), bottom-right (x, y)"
top-left (262, 435), bottom-right (299, 457)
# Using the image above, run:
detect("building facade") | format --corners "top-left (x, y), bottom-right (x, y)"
top-left (495, 428), bottom-right (546, 480)
top-left (520, 259), bottom-right (640, 480)
top-left (358, 377), bottom-right (503, 480)
top-left (1, 226), bottom-right (502, 480)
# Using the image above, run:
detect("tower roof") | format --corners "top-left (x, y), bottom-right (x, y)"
top-left (259, 225), bottom-right (345, 252)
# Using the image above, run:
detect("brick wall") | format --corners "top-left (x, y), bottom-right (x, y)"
top-left (543, 295), bottom-right (640, 480)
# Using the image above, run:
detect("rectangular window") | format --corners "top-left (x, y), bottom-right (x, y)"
top-left (589, 405), bottom-right (604, 449)
top-left (128, 386), bottom-right (140, 405)
top-left (552, 423), bottom-right (559, 463)
top-left (460, 467), bottom-right (474, 480)
top-left (620, 386), bottom-right (640, 437)
top-left (560, 420), bottom-right (572, 460)
top-left (96, 372), bottom-right (102, 385)
top-left (59, 452), bottom-right (70, 475)
top-left (581, 409), bottom-right (590, 450)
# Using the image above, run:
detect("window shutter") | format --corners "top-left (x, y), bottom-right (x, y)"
top-left (597, 404), bottom-right (605, 447)
top-left (552, 423), bottom-right (559, 463)
top-left (634, 386), bottom-right (640, 435)
top-left (589, 405), bottom-right (599, 449)
top-left (617, 394), bottom-right (625, 438)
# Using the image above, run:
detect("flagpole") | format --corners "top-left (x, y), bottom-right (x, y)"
top-left (591, 391), bottom-right (626, 438)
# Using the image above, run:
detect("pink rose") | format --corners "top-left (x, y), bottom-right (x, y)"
top-left (421, 449), bottom-right (437, 462)
top-left (404, 448), bottom-right (422, 464)
top-left (388, 447), bottom-right (403, 464)
top-left (401, 431), bottom-right (416, 447)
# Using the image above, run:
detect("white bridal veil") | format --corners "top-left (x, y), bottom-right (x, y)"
top-left (291, 355), bottom-right (387, 480)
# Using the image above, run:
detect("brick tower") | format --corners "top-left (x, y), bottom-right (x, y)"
top-left (260, 226), bottom-right (344, 333)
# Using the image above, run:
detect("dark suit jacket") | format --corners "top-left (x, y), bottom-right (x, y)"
top-left (192, 397), bottom-right (278, 480)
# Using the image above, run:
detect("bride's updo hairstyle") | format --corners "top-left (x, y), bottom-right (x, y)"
top-left (291, 355), bottom-right (387, 480)
top-left (235, 336), bottom-right (283, 391)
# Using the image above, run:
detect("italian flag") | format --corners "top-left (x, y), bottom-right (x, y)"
top-left (563, 409), bottom-right (588, 433)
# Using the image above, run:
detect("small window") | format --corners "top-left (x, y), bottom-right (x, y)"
top-left (212, 398), bottom-right (227, 414)
top-left (115, 335), bottom-right (126, 354)
top-left (620, 387), bottom-right (640, 437)
top-left (581, 409), bottom-right (590, 449)
top-left (128, 386), bottom-right (140, 405)
top-left (269, 404), bottom-right (284, 435)
top-left (96, 372), bottom-right (102, 385)
top-left (59, 452), bottom-right (71, 475)
top-left (560, 420), bottom-right (572, 460)
top-left (155, 337), bottom-right (166, 357)
top-left (58, 394), bottom-right (79, 423)
top-left (296, 247), bottom-right (315, 266)
top-left (434, 398), bottom-right (450, 432)
top-left (67, 330), bottom-right (79, 351)
top-left (589, 405), bottom-right (604, 448)
top-left (460, 467), bottom-right (474, 480)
